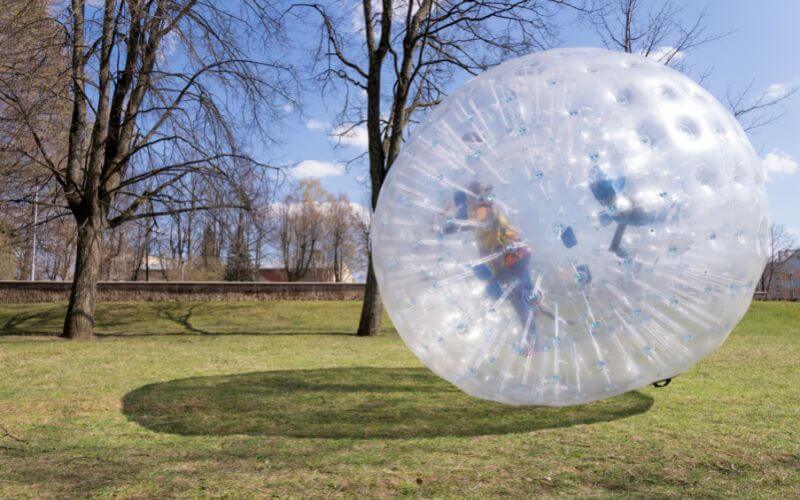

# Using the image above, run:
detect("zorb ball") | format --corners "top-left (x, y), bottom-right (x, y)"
top-left (371, 47), bottom-right (769, 406)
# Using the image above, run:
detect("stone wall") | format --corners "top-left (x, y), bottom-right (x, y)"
top-left (0, 281), bottom-right (365, 303)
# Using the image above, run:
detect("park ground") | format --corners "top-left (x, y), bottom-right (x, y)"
top-left (0, 301), bottom-right (798, 497)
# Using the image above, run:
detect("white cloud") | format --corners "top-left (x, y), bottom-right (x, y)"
top-left (268, 200), bottom-right (370, 224)
top-left (761, 150), bottom-right (799, 180)
top-left (348, 1), bottom-right (367, 33)
top-left (762, 81), bottom-right (797, 101)
top-left (290, 160), bottom-right (345, 179)
top-left (349, 0), bottom-right (426, 33)
top-left (346, 201), bottom-right (372, 224)
top-left (156, 31), bottom-right (180, 63)
top-left (305, 118), bottom-right (329, 131)
top-left (643, 46), bottom-right (685, 64)
top-left (330, 123), bottom-right (369, 150)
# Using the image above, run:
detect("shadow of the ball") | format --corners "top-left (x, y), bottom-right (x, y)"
top-left (122, 367), bottom-right (654, 439)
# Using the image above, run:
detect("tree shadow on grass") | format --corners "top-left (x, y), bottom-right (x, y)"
top-left (142, 303), bottom-right (394, 337)
top-left (0, 302), bottom-right (370, 337)
top-left (122, 367), bottom-right (653, 439)
top-left (0, 309), bottom-right (65, 336)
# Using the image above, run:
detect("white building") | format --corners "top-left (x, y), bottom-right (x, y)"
top-left (769, 249), bottom-right (800, 300)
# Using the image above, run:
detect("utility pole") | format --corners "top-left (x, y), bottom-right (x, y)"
top-left (145, 222), bottom-right (151, 282)
top-left (30, 185), bottom-right (38, 281)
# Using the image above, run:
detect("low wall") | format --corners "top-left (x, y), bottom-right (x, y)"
top-left (0, 281), bottom-right (365, 303)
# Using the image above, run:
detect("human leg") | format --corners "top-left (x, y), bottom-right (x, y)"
top-left (609, 223), bottom-right (628, 258)
top-left (502, 255), bottom-right (548, 355)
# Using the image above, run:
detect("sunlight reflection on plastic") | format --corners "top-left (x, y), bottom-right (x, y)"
top-left (372, 48), bottom-right (769, 406)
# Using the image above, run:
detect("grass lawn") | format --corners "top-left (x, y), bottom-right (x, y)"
top-left (0, 301), bottom-right (798, 497)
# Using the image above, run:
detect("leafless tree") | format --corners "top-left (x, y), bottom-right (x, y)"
top-left (0, 0), bottom-right (70, 280)
top-left (759, 224), bottom-right (798, 297)
top-left (319, 193), bottom-right (364, 282)
top-left (225, 210), bottom-right (256, 281)
top-left (0, 226), bottom-right (16, 280)
top-left (196, 214), bottom-right (227, 279)
top-left (588, 0), bottom-right (722, 71)
top-left (727, 80), bottom-right (798, 133)
top-left (0, 0), bottom-right (294, 338)
top-left (296, 0), bottom-right (583, 335)
top-left (276, 179), bottom-right (326, 281)
top-left (589, 0), bottom-right (797, 132)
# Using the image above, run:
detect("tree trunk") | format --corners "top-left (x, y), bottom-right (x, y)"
top-left (356, 253), bottom-right (382, 336)
top-left (356, 161), bottom-right (385, 336)
top-left (62, 219), bottom-right (102, 339)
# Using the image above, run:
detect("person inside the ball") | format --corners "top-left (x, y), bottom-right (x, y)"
top-left (589, 166), bottom-right (672, 258)
top-left (441, 181), bottom-right (548, 356)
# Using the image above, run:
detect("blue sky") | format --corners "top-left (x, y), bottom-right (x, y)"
top-left (272, 0), bottom-right (799, 239)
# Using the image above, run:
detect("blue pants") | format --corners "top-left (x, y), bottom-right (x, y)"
top-left (607, 208), bottom-right (668, 258)
top-left (474, 255), bottom-right (538, 343)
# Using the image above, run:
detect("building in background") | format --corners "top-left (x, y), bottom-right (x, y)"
top-left (257, 265), bottom-right (355, 283)
top-left (769, 249), bottom-right (800, 300)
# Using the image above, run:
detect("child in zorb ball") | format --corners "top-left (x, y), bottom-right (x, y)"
top-left (373, 49), bottom-right (768, 407)
top-left (440, 181), bottom-right (549, 356)
top-left (589, 166), bottom-right (675, 259)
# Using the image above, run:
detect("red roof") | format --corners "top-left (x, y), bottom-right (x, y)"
top-left (258, 269), bottom-right (289, 282)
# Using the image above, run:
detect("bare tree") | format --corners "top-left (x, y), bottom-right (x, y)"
top-left (727, 80), bottom-right (798, 133)
top-left (320, 193), bottom-right (363, 282)
top-left (588, 0), bottom-right (722, 70)
top-left (297, 0), bottom-right (581, 335)
top-left (0, 225), bottom-right (17, 280)
top-left (0, 0), bottom-right (293, 338)
top-left (276, 179), bottom-right (327, 282)
top-left (198, 217), bottom-right (224, 276)
top-left (589, 0), bottom-right (797, 132)
top-left (759, 224), bottom-right (797, 298)
top-left (0, 0), bottom-right (70, 280)
top-left (225, 210), bottom-right (256, 281)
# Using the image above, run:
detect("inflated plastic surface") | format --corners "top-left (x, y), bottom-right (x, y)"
top-left (371, 47), bottom-right (769, 406)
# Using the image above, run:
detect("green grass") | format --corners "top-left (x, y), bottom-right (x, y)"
top-left (0, 301), bottom-right (798, 497)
